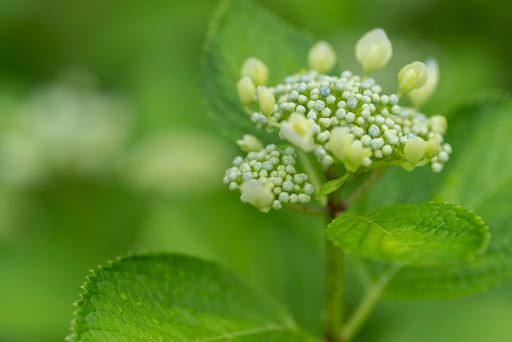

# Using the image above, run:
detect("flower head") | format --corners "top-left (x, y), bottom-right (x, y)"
top-left (224, 144), bottom-right (314, 212)
top-left (245, 69), bottom-right (451, 173)
top-left (228, 29), bottom-right (452, 212)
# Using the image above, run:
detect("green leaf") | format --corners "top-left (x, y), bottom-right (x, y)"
top-left (328, 203), bottom-right (489, 267)
top-left (363, 94), bottom-right (512, 298)
top-left (318, 174), bottom-right (351, 197)
top-left (68, 254), bottom-right (315, 341)
top-left (203, 0), bottom-right (313, 140)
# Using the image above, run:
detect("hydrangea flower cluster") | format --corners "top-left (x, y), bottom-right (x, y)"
top-left (227, 28), bottom-right (452, 212)
top-left (0, 73), bottom-right (132, 186)
top-left (223, 143), bottom-right (314, 212)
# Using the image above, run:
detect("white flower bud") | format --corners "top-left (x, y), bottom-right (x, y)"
top-left (409, 59), bottom-right (439, 108)
top-left (355, 28), bottom-right (393, 74)
top-left (403, 137), bottom-right (426, 165)
top-left (280, 113), bottom-right (315, 152)
top-left (308, 41), bottom-right (337, 73)
top-left (257, 87), bottom-right (276, 116)
top-left (430, 115), bottom-right (447, 134)
top-left (241, 57), bottom-right (269, 86)
top-left (236, 76), bottom-right (256, 104)
top-left (240, 179), bottom-right (274, 212)
top-left (398, 61), bottom-right (429, 95)
top-left (326, 127), bottom-right (372, 173)
top-left (237, 134), bottom-right (263, 152)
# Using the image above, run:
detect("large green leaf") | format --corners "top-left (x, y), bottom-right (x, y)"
top-left (203, 0), bottom-right (314, 140)
top-left (362, 94), bottom-right (512, 298)
top-left (68, 254), bottom-right (315, 341)
top-left (328, 203), bottom-right (489, 267)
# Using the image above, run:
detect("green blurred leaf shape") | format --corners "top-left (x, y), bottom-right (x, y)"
top-left (203, 0), bottom-right (314, 141)
top-left (364, 94), bottom-right (512, 298)
top-left (68, 254), bottom-right (315, 341)
top-left (328, 203), bottom-right (489, 267)
top-left (318, 174), bottom-right (351, 197)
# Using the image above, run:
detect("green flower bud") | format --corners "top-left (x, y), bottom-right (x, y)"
top-left (240, 179), bottom-right (274, 213)
top-left (403, 137), bottom-right (426, 166)
top-left (280, 113), bottom-right (315, 152)
top-left (241, 57), bottom-right (269, 86)
top-left (237, 134), bottom-right (263, 152)
top-left (424, 136), bottom-right (440, 158)
top-left (236, 76), bottom-right (256, 104)
top-left (409, 59), bottom-right (439, 108)
top-left (355, 28), bottom-right (393, 74)
top-left (326, 127), bottom-right (371, 173)
top-left (398, 61), bottom-right (429, 95)
top-left (257, 87), bottom-right (276, 116)
top-left (308, 41), bottom-right (337, 73)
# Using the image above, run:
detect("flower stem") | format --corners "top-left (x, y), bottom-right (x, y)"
top-left (324, 234), bottom-right (344, 341)
top-left (343, 168), bottom-right (388, 207)
top-left (341, 265), bottom-right (400, 341)
top-left (286, 204), bottom-right (326, 216)
top-left (324, 174), bottom-right (346, 341)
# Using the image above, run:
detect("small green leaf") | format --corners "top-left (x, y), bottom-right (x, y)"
top-left (328, 203), bottom-right (489, 267)
top-left (68, 254), bottom-right (315, 341)
top-left (203, 0), bottom-right (313, 140)
top-left (318, 174), bottom-right (351, 197)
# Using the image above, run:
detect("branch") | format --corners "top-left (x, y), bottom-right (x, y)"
top-left (341, 264), bottom-right (401, 341)
top-left (343, 168), bottom-right (388, 207)
top-left (285, 204), bottom-right (326, 216)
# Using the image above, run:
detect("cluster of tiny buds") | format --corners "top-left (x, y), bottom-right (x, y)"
top-left (223, 141), bottom-right (314, 212)
top-left (235, 28), bottom-right (451, 175)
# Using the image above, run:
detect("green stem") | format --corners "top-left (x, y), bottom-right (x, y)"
top-left (324, 176), bottom-right (346, 341)
top-left (286, 204), bottom-right (326, 216)
top-left (324, 235), bottom-right (344, 341)
top-left (341, 265), bottom-right (400, 341)
top-left (343, 168), bottom-right (387, 207)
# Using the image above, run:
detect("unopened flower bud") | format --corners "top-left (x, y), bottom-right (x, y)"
top-left (257, 87), bottom-right (276, 116)
top-left (355, 28), bottom-right (393, 74)
top-left (308, 41), bottom-right (337, 73)
top-left (326, 127), bottom-right (371, 172)
top-left (403, 137), bottom-right (426, 165)
top-left (240, 179), bottom-right (274, 213)
top-left (237, 76), bottom-right (256, 104)
top-left (280, 113), bottom-right (315, 152)
top-left (241, 57), bottom-right (269, 86)
top-left (398, 61), bottom-right (428, 95)
top-left (430, 115), bottom-right (447, 134)
top-left (424, 136), bottom-right (440, 158)
top-left (409, 59), bottom-right (439, 108)
top-left (237, 134), bottom-right (263, 152)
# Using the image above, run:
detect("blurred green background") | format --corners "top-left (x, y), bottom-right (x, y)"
top-left (0, 0), bottom-right (510, 341)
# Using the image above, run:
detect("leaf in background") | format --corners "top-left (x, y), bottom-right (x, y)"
top-left (203, 0), bottom-right (314, 141)
top-left (328, 203), bottom-right (489, 267)
top-left (363, 94), bottom-right (512, 298)
top-left (68, 254), bottom-right (315, 341)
